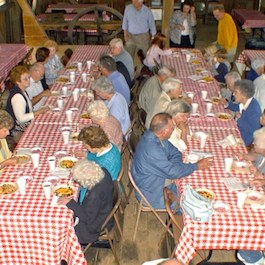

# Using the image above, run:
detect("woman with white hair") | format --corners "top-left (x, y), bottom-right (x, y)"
top-left (246, 58), bottom-right (265, 82)
top-left (87, 100), bottom-right (123, 151)
top-left (57, 160), bottom-right (114, 244)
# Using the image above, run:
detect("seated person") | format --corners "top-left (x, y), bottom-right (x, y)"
top-left (57, 160), bottom-right (114, 245)
top-left (246, 58), bottom-right (265, 82)
top-left (0, 110), bottom-right (17, 172)
top-left (35, 47), bottom-right (50, 90)
top-left (78, 126), bottom-right (121, 181)
top-left (254, 70), bottom-right (265, 112)
top-left (224, 80), bottom-right (261, 146)
top-left (87, 100), bottom-right (123, 152)
top-left (211, 49), bottom-right (229, 83)
top-left (132, 113), bottom-right (212, 209)
top-left (237, 250), bottom-right (264, 265)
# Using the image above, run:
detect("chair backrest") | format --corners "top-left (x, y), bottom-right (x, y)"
top-left (138, 108), bottom-right (147, 132)
top-left (127, 130), bottom-right (141, 158)
top-left (117, 161), bottom-right (124, 183)
top-left (137, 49), bottom-right (145, 64)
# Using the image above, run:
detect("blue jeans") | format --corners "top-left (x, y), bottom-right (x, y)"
top-left (238, 250), bottom-right (263, 263)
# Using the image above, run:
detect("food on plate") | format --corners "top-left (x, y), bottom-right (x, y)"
top-left (59, 160), bottom-right (76, 169)
top-left (15, 154), bottom-right (30, 164)
top-left (211, 97), bottom-right (220, 104)
top-left (53, 186), bottom-right (74, 197)
top-left (56, 76), bottom-right (69, 83)
top-left (0, 183), bottom-right (18, 195)
top-left (66, 65), bottom-right (77, 71)
top-left (201, 76), bottom-right (213, 82)
top-left (191, 60), bottom-right (201, 65)
top-left (216, 113), bottom-right (231, 121)
top-left (196, 189), bottom-right (214, 200)
top-left (81, 113), bottom-right (90, 119)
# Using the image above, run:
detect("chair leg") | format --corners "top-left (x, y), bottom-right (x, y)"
top-left (108, 237), bottom-right (120, 265)
top-left (83, 242), bottom-right (92, 255)
top-left (114, 213), bottom-right (123, 239)
top-left (94, 249), bottom-right (99, 265)
top-left (133, 201), bottom-right (142, 241)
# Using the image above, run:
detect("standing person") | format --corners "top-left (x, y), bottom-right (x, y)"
top-left (122, 0), bottom-right (157, 58)
top-left (169, 0), bottom-right (197, 48)
top-left (212, 5), bottom-right (238, 63)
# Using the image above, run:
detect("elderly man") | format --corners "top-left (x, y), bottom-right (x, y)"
top-left (109, 38), bottom-right (135, 79)
top-left (225, 80), bottom-right (261, 146)
top-left (132, 113), bottom-right (211, 209)
top-left (122, 0), bottom-right (157, 58)
top-left (92, 76), bottom-right (130, 136)
top-left (139, 65), bottom-right (176, 113)
top-left (247, 58), bottom-right (265, 82)
top-left (254, 70), bottom-right (265, 112)
top-left (145, 77), bottom-right (182, 128)
top-left (99, 55), bottom-right (130, 105)
top-left (213, 5), bottom-right (238, 62)
top-left (87, 100), bottom-right (123, 152)
top-left (26, 62), bottom-right (51, 111)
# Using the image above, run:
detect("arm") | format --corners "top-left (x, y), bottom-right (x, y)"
top-left (226, 101), bottom-right (239, 112)
top-left (148, 9), bottom-right (157, 37)
top-left (214, 63), bottom-right (228, 83)
top-left (190, 6), bottom-right (197, 27)
top-left (122, 7), bottom-right (129, 41)
top-left (0, 157), bottom-right (17, 170)
top-left (31, 89), bottom-right (51, 106)
top-left (169, 11), bottom-right (185, 31)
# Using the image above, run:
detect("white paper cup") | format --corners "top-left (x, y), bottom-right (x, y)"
top-left (31, 153), bottom-right (40, 169)
top-left (227, 134), bottom-right (237, 146)
top-left (224, 157), bottom-right (233, 173)
top-left (191, 103), bottom-right (198, 114)
top-left (206, 102), bottom-right (213, 113)
top-left (69, 72), bottom-right (75, 84)
top-left (77, 62), bottom-right (82, 71)
top-left (62, 131), bottom-right (70, 144)
top-left (42, 181), bottom-right (52, 199)
top-left (82, 73), bottom-right (87, 82)
top-left (57, 98), bottom-right (64, 109)
top-left (66, 110), bottom-right (73, 123)
top-left (73, 90), bottom-right (79, 102)
top-left (237, 191), bottom-right (247, 208)
top-left (200, 133), bottom-right (208, 149)
top-left (16, 177), bottom-right (26, 195)
top-left (51, 195), bottom-right (59, 205)
top-left (62, 86), bottom-right (68, 96)
top-left (187, 92), bottom-right (195, 100)
top-left (186, 54), bottom-right (191, 63)
top-left (48, 156), bottom-right (56, 172)
top-left (87, 60), bottom-right (92, 70)
top-left (201, 90), bottom-right (208, 99)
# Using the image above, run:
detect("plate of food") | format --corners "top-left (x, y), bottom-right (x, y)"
top-left (56, 76), bottom-right (70, 84)
top-left (53, 184), bottom-right (75, 197)
top-left (58, 156), bottom-right (78, 169)
top-left (14, 154), bottom-right (31, 164)
top-left (200, 76), bottom-right (214, 83)
top-left (216, 112), bottom-right (232, 121)
top-left (65, 65), bottom-right (77, 71)
top-left (80, 112), bottom-right (90, 119)
top-left (245, 191), bottom-right (265, 205)
top-left (196, 188), bottom-right (215, 201)
top-left (211, 96), bottom-right (220, 104)
top-left (232, 161), bottom-right (249, 173)
top-left (191, 59), bottom-right (201, 65)
top-left (0, 182), bottom-right (18, 195)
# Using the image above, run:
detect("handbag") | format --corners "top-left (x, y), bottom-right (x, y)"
top-left (180, 185), bottom-right (213, 222)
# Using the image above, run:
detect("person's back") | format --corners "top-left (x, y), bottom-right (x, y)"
top-left (116, 61), bottom-right (132, 88)
top-left (115, 48), bottom-right (135, 79)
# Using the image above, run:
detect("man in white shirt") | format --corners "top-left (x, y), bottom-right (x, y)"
top-left (26, 63), bottom-right (51, 111)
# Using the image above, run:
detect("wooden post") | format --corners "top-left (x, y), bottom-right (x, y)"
top-left (162, 0), bottom-right (174, 46)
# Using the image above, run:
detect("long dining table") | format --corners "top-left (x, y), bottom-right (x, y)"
top-left (161, 50), bottom-right (265, 264)
top-left (0, 45), bottom-right (109, 265)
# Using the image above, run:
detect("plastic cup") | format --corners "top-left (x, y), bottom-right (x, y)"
top-left (57, 98), bottom-right (64, 109)
top-left (87, 60), bottom-right (92, 70)
top-left (227, 134), bottom-right (237, 146)
top-left (77, 62), bottom-right (82, 71)
top-left (191, 103), bottom-right (198, 114)
top-left (31, 153), bottom-right (40, 169)
top-left (16, 177), bottom-right (26, 195)
top-left (48, 156), bottom-right (56, 172)
top-left (82, 73), bottom-right (87, 82)
top-left (69, 72), bottom-right (75, 84)
top-left (62, 131), bottom-right (70, 144)
top-left (224, 157), bottom-right (233, 173)
top-left (187, 92), bottom-right (195, 100)
top-left (186, 54), bottom-right (191, 63)
top-left (66, 110), bottom-right (73, 123)
top-left (62, 86), bottom-right (68, 96)
top-left (200, 133), bottom-right (208, 149)
top-left (73, 90), bottom-right (79, 102)
top-left (201, 90), bottom-right (208, 100)
top-left (42, 181), bottom-right (52, 199)
top-left (206, 102), bottom-right (213, 113)
top-left (237, 191), bottom-right (247, 208)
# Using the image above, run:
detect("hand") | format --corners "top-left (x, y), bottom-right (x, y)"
top-left (171, 48), bottom-right (178, 52)
top-left (42, 89), bottom-right (51, 97)
top-left (249, 164), bottom-right (258, 175)
top-left (250, 178), bottom-right (265, 188)
top-left (197, 157), bottom-right (213, 170)
top-left (219, 98), bottom-right (228, 105)
top-left (176, 24), bottom-right (185, 31)
top-left (57, 197), bottom-right (72, 205)
top-left (235, 112), bottom-right (241, 119)
top-left (0, 157), bottom-right (18, 169)
top-left (190, 6), bottom-right (195, 13)
top-left (34, 106), bottom-right (49, 117)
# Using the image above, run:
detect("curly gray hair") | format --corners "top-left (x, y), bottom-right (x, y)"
top-left (0, 110), bottom-right (14, 130)
top-left (166, 99), bottom-right (191, 117)
top-left (87, 100), bottom-right (109, 120)
top-left (92, 76), bottom-right (115, 94)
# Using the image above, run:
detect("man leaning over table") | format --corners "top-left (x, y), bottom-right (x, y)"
top-left (122, 0), bottom-right (157, 58)
top-left (132, 113), bottom-right (212, 209)
top-left (212, 5), bottom-right (238, 63)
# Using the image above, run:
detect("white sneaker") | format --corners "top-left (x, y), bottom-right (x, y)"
top-left (237, 253), bottom-right (265, 265)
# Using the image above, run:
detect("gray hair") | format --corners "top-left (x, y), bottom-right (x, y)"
top-left (87, 100), bottom-right (109, 120)
top-left (109, 38), bottom-right (124, 49)
top-left (92, 76), bottom-right (115, 94)
top-left (150, 113), bottom-right (172, 133)
top-left (30, 62), bottom-right (44, 72)
top-left (162, 77), bottom-right (182, 93)
top-left (99, 54), bottom-right (117, 72)
top-left (234, 79), bottom-right (255, 98)
top-left (157, 65), bottom-right (176, 77)
top-left (0, 110), bottom-right (14, 130)
top-left (166, 99), bottom-right (191, 117)
top-left (251, 58), bottom-right (265, 71)
top-left (225, 71), bottom-right (241, 83)
top-left (72, 160), bottom-right (104, 190)
top-left (254, 127), bottom-right (265, 149)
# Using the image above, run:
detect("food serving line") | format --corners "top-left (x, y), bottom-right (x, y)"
top-left (162, 50), bottom-right (265, 264)
top-left (0, 45), bottom-right (109, 265)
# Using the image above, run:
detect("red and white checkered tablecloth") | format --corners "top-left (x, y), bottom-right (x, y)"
top-left (175, 127), bottom-right (265, 264)
top-left (0, 44), bottom-right (29, 91)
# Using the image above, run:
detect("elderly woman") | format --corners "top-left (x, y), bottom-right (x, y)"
top-left (5, 65), bottom-right (49, 141)
top-left (57, 160), bottom-right (114, 244)
top-left (246, 58), bottom-right (265, 82)
top-left (166, 99), bottom-right (191, 152)
top-left (87, 100), bottom-right (123, 152)
top-left (78, 126), bottom-right (121, 181)
top-left (169, 0), bottom-right (197, 48)
top-left (0, 110), bottom-right (17, 172)
top-left (225, 80), bottom-right (261, 146)
top-left (43, 40), bottom-right (64, 85)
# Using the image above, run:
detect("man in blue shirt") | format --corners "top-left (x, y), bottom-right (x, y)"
top-left (132, 113), bottom-right (212, 209)
top-left (122, 0), bottom-right (157, 58)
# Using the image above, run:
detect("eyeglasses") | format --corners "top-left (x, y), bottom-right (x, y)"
top-left (21, 75), bottom-right (30, 81)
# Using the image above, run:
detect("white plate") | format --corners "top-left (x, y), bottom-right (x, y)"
top-left (214, 201), bottom-right (229, 213)
top-left (18, 175), bottom-right (32, 182)
top-left (206, 113), bottom-right (215, 117)
top-left (14, 154), bottom-right (31, 164)
top-left (52, 107), bottom-right (61, 113)
top-left (44, 176), bottom-right (60, 184)
top-left (52, 184), bottom-right (75, 197)
top-left (54, 151), bottom-right (68, 157)
top-left (58, 156), bottom-right (78, 169)
top-left (31, 146), bottom-right (43, 153)
top-left (60, 126), bottom-right (71, 132)
top-left (246, 191), bottom-right (265, 204)
top-left (69, 107), bottom-right (79, 112)
top-left (186, 154), bottom-right (201, 163)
